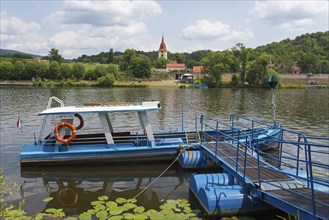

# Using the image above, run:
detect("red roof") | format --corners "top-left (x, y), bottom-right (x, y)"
top-left (166, 60), bottom-right (185, 68)
top-left (192, 66), bottom-right (203, 73)
top-left (291, 66), bottom-right (300, 71)
top-left (159, 35), bottom-right (167, 51)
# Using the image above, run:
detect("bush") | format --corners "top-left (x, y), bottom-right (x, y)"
top-left (96, 73), bottom-right (115, 87)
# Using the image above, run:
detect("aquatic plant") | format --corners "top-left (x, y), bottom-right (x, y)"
top-left (73, 196), bottom-right (201, 220)
top-left (0, 168), bottom-right (201, 220)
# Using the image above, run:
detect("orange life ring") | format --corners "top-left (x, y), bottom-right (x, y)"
top-left (74, 113), bottom-right (84, 130)
top-left (54, 122), bottom-right (77, 143)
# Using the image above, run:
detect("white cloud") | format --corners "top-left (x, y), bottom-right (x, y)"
top-left (250, 0), bottom-right (328, 29)
top-left (0, 11), bottom-right (48, 55)
top-left (48, 23), bottom-right (149, 57)
top-left (46, 0), bottom-right (162, 27)
top-left (180, 19), bottom-right (253, 43)
top-left (41, 0), bottom-right (163, 57)
top-left (181, 20), bottom-right (230, 40)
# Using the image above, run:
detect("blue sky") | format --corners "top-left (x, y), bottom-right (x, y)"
top-left (1, 0), bottom-right (328, 59)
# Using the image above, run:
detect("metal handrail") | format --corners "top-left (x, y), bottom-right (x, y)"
top-left (256, 128), bottom-right (329, 217)
top-left (200, 115), bottom-right (254, 181)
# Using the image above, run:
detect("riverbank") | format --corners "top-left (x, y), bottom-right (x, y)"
top-left (0, 74), bottom-right (328, 88)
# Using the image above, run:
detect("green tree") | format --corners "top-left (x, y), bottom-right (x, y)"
top-left (318, 60), bottom-right (329, 73)
top-left (122, 49), bottom-right (137, 71)
top-left (48, 61), bottom-right (61, 79)
top-left (201, 51), bottom-right (233, 88)
top-left (13, 60), bottom-right (26, 80)
top-left (130, 57), bottom-right (151, 78)
top-left (106, 64), bottom-right (119, 78)
top-left (174, 52), bottom-right (185, 63)
top-left (0, 62), bottom-right (14, 80)
top-left (94, 65), bottom-right (107, 78)
top-left (246, 53), bottom-right (271, 85)
top-left (48, 48), bottom-right (64, 63)
top-left (297, 52), bottom-right (319, 73)
top-left (108, 48), bottom-right (114, 64)
top-left (230, 74), bottom-right (240, 87)
top-left (24, 61), bottom-right (48, 80)
top-left (84, 69), bottom-right (97, 80)
top-left (25, 61), bottom-right (38, 79)
top-left (153, 58), bottom-right (168, 69)
top-left (60, 64), bottom-right (73, 80)
top-left (99, 55), bottom-right (106, 64)
top-left (37, 62), bottom-right (49, 80)
top-left (72, 63), bottom-right (86, 81)
top-left (232, 43), bottom-right (250, 84)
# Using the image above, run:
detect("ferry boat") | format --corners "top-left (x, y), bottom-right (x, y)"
top-left (20, 97), bottom-right (281, 167)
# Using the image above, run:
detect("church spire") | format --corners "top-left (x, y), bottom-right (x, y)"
top-left (158, 33), bottom-right (168, 59)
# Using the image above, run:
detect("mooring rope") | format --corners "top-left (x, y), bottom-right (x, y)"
top-left (132, 148), bottom-right (183, 200)
top-left (105, 146), bottom-right (184, 219)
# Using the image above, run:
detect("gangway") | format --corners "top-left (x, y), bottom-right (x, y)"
top-left (198, 115), bottom-right (329, 219)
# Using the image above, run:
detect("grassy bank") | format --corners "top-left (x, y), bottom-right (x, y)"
top-left (1, 74), bottom-right (328, 89)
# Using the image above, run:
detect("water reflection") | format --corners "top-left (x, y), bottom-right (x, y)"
top-left (20, 164), bottom-right (191, 216)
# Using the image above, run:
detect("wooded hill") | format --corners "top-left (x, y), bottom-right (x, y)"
top-left (74, 31), bottom-right (328, 74)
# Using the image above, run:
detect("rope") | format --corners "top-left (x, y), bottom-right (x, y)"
top-left (105, 146), bottom-right (185, 219)
top-left (132, 149), bottom-right (183, 200)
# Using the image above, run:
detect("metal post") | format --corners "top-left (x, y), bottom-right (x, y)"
top-left (181, 109), bottom-right (184, 132)
top-left (200, 115), bottom-right (204, 143)
top-left (215, 121), bottom-right (218, 156)
top-left (195, 115), bottom-right (197, 142)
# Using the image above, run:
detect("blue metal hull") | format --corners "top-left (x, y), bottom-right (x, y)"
top-left (20, 142), bottom-right (184, 166)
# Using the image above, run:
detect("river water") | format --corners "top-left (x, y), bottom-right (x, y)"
top-left (0, 87), bottom-right (328, 218)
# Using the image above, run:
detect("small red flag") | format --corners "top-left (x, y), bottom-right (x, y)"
top-left (17, 117), bottom-right (22, 129)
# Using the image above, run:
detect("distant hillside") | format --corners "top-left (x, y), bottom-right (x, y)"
top-left (74, 31), bottom-right (328, 72)
top-left (0, 48), bottom-right (41, 58)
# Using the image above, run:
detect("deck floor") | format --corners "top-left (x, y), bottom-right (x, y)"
top-left (201, 141), bottom-right (329, 219)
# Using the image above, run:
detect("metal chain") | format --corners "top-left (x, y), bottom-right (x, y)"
top-left (271, 88), bottom-right (277, 125)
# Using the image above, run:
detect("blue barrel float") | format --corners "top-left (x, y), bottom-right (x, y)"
top-left (189, 173), bottom-right (235, 195)
top-left (189, 173), bottom-right (273, 217)
top-left (179, 150), bottom-right (207, 169)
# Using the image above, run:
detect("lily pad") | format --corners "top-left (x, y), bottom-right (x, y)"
top-left (43, 197), bottom-right (54, 202)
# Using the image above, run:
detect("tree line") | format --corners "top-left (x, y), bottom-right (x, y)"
top-left (0, 48), bottom-right (119, 87)
top-left (0, 31), bottom-right (328, 88)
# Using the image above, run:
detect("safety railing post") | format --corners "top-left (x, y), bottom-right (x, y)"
top-left (278, 129), bottom-right (284, 169)
top-left (307, 141), bottom-right (316, 215)
top-left (200, 115), bottom-right (204, 144)
top-left (243, 134), bottom-right (248, 181)
top-left (215, 121), bottom-right (218, 156)
top-left (235, 130), bottom-right (240, 173)
top-left (195, 115), bottom-right (198, 142)
top-left (256, 139), bottom-right (261, 189)
top-left (303, 136), bottom-right (310, 188)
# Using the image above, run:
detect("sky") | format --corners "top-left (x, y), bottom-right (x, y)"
top-left (1, 0), bottom-right (328, 59)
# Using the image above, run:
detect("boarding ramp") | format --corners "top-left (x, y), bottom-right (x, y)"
top-left (199, 115), bottom-right (329, 220)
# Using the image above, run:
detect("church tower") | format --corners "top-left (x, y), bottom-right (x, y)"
top-left (158, 34), bottom-right (168, 59)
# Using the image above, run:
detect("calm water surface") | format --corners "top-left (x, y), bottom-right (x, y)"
top-left (0, 87), bottom-right (328, 217)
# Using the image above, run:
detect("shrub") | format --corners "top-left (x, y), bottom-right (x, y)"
top-left (96, 73), bottom-right (115, 87)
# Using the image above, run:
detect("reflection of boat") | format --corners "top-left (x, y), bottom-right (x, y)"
top-left (20, 97), bottom-right (281, 166)
top-left (20, 164), bottom-right (187, 215)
